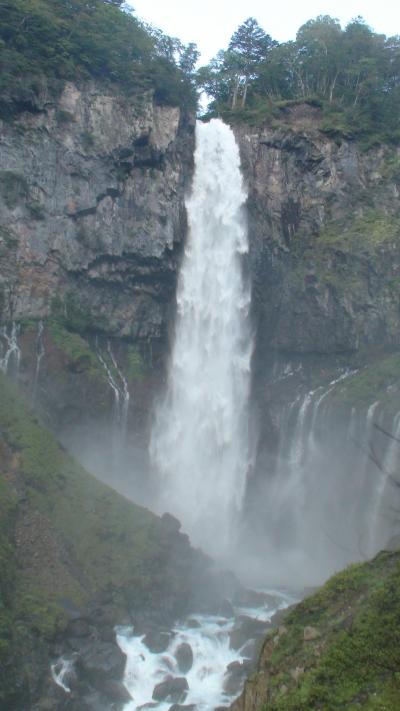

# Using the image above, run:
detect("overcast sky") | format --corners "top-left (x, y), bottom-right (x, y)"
top-left (130, 0), bottom-right (400, 63)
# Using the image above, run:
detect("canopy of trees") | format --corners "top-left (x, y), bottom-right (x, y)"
top-left (199, 16), bottom-right (400, 145)
top-left (1, 5), bottom-right (399, 145)
top-left (0, 0), bottom-right (198, 116)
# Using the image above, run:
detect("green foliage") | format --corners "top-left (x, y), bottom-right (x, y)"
top-left (329, 354), bottom-right (400, 412)
top-left (0, 371), bottom-right (202, 704)
top-left (49, 319), bottom-right (102, 375)
top-left (199, 16), bottom-right (400, 142)
top-left (0, 0), bottom-right (197, 116)
top-left (51, 291), bottom-right (105, 333)
top-left (259, 552), bottom-right (400, 710)
top-left (319, 211), bottom-right (400, 250)
top-left (127, 345), bottom-right (146, 382)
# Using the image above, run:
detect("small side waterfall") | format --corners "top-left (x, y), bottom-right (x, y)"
top-left (96, 341), bottom-right (130, 451)
top-left (0, 322), bottom-right (21, 374)
top-left (32, 320), bottom-right (45, 403)
top-left (150, 119), bottom-right (252, 556)
top-left (253, 371), bottom-right (400, 584)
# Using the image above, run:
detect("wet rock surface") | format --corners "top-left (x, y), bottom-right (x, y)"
top-left (174, 642), bottom-right (194, 673)
top-left (143, 629), bottom-right (174, 654)
top-left (152, 676), bottom-right (189, 703)
top-left (229, 616), bottom-right (270, 651)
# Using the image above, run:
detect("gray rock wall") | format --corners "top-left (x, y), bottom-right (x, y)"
top-left (0, 82), bottom-right (194, 342)
top-left (234, 104), bottom-right (400, 361)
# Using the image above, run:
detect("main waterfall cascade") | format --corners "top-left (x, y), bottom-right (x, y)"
top-left (150, 119), bottom-right (252, 556)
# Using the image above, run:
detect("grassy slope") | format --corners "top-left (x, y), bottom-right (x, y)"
top-left (236, 552), bottom-right (400, 710)
top-left (0, 372), bottom-right (200, 705)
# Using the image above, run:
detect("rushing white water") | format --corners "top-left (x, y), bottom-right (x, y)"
top-left (117, 591), bottom-right (293, 711)
top-left (51, 655), bottom-right (76, 693)
top-left (150, 119), bottom-right (252, 555)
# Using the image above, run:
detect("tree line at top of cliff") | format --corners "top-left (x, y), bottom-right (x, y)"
top-left (198, 16), bottom-right (400, 146)
top-left (0, 0), bottom-right (199, 117)
top-left (1, 3), bottom-right (399, 146)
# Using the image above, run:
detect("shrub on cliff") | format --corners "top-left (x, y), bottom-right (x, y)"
top-left (0, 0), bottom-right (197, 116)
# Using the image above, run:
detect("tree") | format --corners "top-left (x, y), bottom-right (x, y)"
top-left (295, 16), bottom-right (343, 102)
top-left (228, 17), bottom-right (277, 106)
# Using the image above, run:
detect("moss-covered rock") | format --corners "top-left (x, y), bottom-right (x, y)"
top-left (328, 353), bottom-right (400, 414)
top-left (231, 551), bottom-right (400, 711)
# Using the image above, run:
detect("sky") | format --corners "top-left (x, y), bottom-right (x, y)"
top-left (130, 0), bottom-right (400, 63)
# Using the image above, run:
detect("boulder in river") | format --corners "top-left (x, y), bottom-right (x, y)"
top-left (229, 616), bottom-right (270, 651)
top-left (96, 678), bottom-right (132, 703)
top-left (77, 640), bottom-right (127, 684)
top-left (169, 705), bottom-right (197, 711)
top-left (143, 629), bottom-right (174, 653)
top-left (186, 618), bottom-right (201, 628)
top-left (223, 660), bottom-right (251, 696)
top-left (217, 598), bottom-right (235, 618)
top-left (152, 675), bottom-right (189, 703)
top-left (175, 642), bottom-right (194, 673)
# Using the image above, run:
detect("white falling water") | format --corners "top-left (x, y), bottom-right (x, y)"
top-left (0, 322), bottom-right (21, 374)
top-left (370, 411), bottom-right (400, 545)
top-left (150, 119), bottom-right (252, 556)
top-left (96, 341), bottom-right (130, 447)
top-left (32, 320), bottom-right (45, 403)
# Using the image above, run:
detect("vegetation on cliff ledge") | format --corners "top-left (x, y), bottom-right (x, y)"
top-left (0, 0), bottom-right (198, 116)
top-left (234, 551), bottom-right (400, 710)
top-left (200, 16), bottom-right (400, 145)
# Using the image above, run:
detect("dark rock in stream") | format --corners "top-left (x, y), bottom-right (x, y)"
top-left (79, 689), bottom-right (126, 711)
top-left (175, 642), bottom-right (194, 673)
top-left (143, 629), bottom-right (174, 653)
top-left (223, 660), bottom-right (253, 696)
top-left (186, 618), bottom-right (201, 628)
top-left (229, 616), bottom-right (270, 651)
top-left (153, 676), bottom-right (189, 703)
top-left (76, 640), bottom-right (127, 683)
top-left (169, 705), bottom-right (197, 711)
top-left (96, 678), bottom-right (132, 703)
top-left (238, 638), bottom-right (257, 660)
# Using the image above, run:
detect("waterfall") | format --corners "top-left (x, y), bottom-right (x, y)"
top-left (150, 119), bottom-right (252, 556)
top-left (370, 411), bottom-right (400, 546)
top-left (0, 322), bottom-right (21, 374)
top-left (96, 341), bottom-right (130, 451)
top-left (32, 320), bottom-right (45, 403)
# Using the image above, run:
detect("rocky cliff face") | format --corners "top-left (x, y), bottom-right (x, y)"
top-left (232, 104), bottom-right (400, 485)
top-left (2, 98), bottom-right (400, 492)
top-left (0, 83), bottom-right (194, 448)
top-left (0, 81), bottom-right (194, 340)
top-left (234, 104), bottom-right (400, 361)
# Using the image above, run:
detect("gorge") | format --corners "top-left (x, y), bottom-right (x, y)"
top-left (1, 9), bottom-right (400, 707)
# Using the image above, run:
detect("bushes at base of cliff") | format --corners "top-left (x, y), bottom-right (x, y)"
top-left (234, 551), bottom-right (400, 711)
